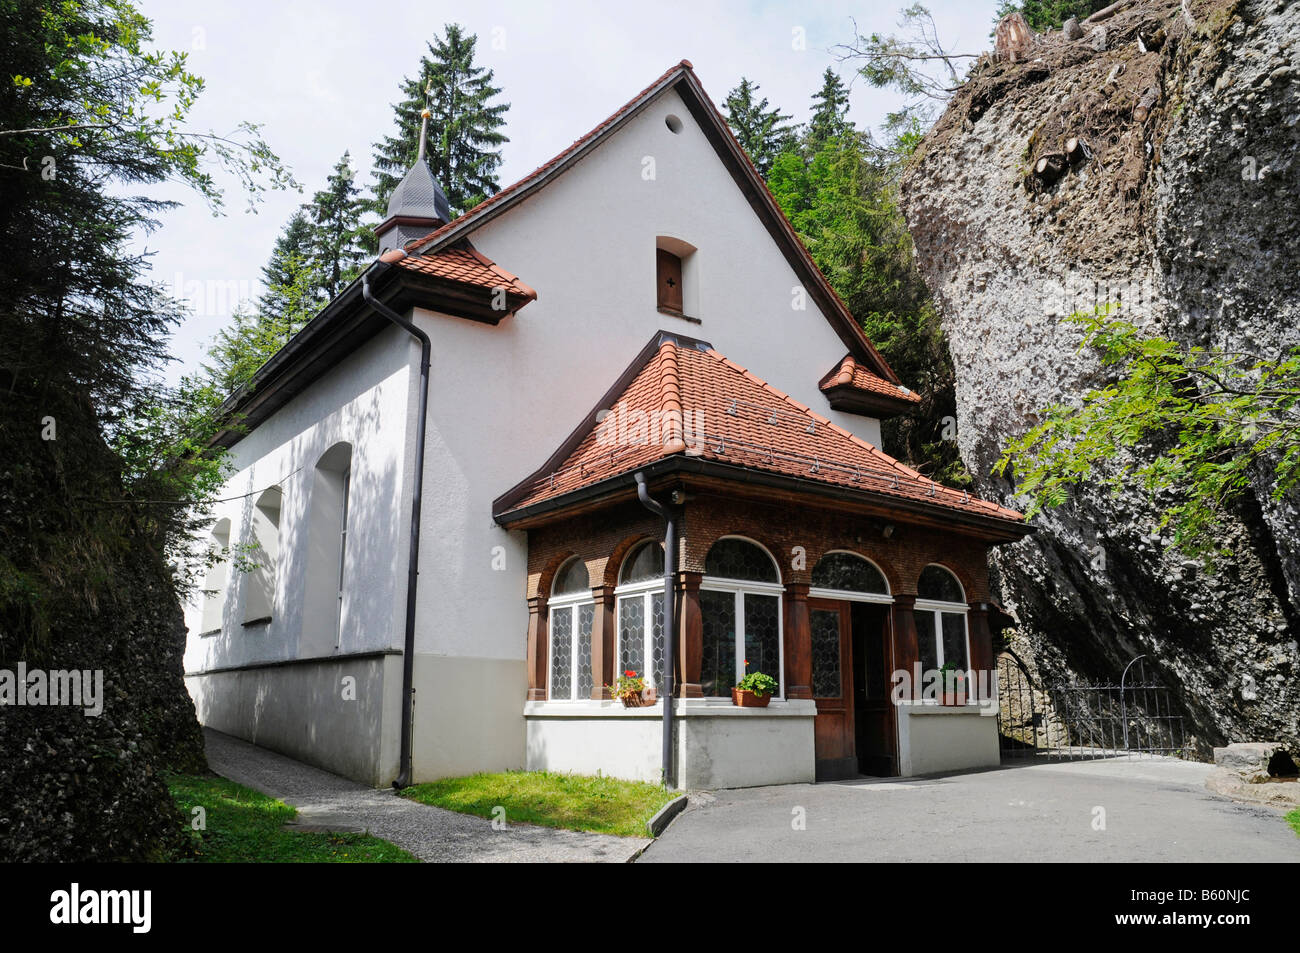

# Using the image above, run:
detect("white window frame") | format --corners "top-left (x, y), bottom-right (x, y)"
top-left (914, 564), bottom-right (971, 697)
top-left (615, 578), bottom-right (666, 690)
top-left (700, 537), bottom-right (785, 701)
top-left (546, 553), bottom-right (592, 702)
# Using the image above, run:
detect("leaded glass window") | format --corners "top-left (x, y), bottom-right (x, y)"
top-left (700, 589), bottom-right (736, 697)
top-left (550, 605), bottom-right (573, 700)
top-left (621, 541), bottom-right (664, 584)
top-left (811, 608), bottom-right (842, 698)
top-left (615, 541), bottom-right (668, 691)
top-left (618, 596), bottom-right (645, 677)
top-left (704, 538), bottom-right (778, 583)
top-left (549, 557), bottom-right (594, 701)
top-left (811, 552), bottom-right (888, 594)
top-left (917, 565), bottom-right (964, 603)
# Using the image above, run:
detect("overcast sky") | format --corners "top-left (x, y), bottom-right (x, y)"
top-left (132, 0), bottom-right (1001, 385)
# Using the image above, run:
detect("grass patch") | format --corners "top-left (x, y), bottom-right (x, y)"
top-left (400, 770), bottom-right (678, 838)
top-left (1287, 809), bottom-right (1300, 838)
top-left (168, 773), bottom-right (416, 863)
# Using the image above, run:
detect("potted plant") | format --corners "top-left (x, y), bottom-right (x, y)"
top-left (609, 669), bottom-right (649, 708)
top-left (939, 662), bottom-right (966, 706)
top-left (732, 661), bottom-right (778, 708)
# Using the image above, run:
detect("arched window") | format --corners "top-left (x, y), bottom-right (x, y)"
top-left (304, 443), bottom-right (352, 653)
top-left (243, 486), bottom-right (281, 624)
top-left (615, 541), bottom-right (666, 690)
top-left (199, 518), bottom-right (232, 634)
top-left (914, 564), bottom-right (969, 676)
top-left (549, 557), bottom-right (594, 701)
top-left (700, 537), bottom-right (783, 698)
top-left (810, 551), bottom-right (890, 598)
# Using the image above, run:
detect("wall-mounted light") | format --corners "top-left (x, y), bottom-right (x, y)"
top-left (882, 523), bottom-right (895, 539)
top-left (670, 489), bottom-right (687, 505)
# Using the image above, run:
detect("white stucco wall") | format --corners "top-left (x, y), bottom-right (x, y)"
top-left (896, 703), bottom-right (1001, 776)
top-left (184, 82), bottom-right (896, 786)
top-left (413, 87), bottom-right (886, 666)
top-left (524, 700), bottom-right (817, 789)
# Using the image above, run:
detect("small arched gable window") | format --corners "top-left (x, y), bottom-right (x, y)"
top-left (549, 558), bottom-right (594, 701)
top-left (701, 537), bottom-right (783, 698)
top-left (616, 541), bottom-right (667, 691)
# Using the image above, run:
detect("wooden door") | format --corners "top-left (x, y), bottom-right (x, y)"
top-left (851, 602), bottom-right (897, 776)
top-left (810, 599), bottom-right (856, 781)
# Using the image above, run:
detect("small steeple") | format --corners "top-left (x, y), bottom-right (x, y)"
top-left (375, 106), bottom-right (452, 253)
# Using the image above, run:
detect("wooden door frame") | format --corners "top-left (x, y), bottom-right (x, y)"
top-left (809, 598), bottom-right (856, 780)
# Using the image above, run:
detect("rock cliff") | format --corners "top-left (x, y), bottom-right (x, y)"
top-left (900, 0), bottom-right (1299, 754)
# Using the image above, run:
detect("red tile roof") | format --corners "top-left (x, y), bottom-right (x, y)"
top-left (502, 335), bottom-right (1024, 527)
top-left (820, 355), bottom-right (921, 405)
top-left (390, 244), bottom-right (537, 300)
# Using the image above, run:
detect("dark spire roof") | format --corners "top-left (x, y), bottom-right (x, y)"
top-left (375, 107), bottom-right (452, 253)
top-left (385, 157), bottom-right (452, 224)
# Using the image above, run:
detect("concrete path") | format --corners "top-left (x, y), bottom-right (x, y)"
top-left (203, 729), bottom-right (649, 863)
top-left (639, 757), bottom-right (1300, 863)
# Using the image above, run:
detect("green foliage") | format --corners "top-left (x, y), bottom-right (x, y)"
top-left (993, 0), bottom-right (1113, 32)
top-left (766, 127), bottom-right (968, 484)
top-left (1287, 809), bottom-right (1300, 838)
top-left (0, 0), bottom-right (292, 620)
top-left (400, 770), bottom-right (677, 838)
top-left (370, 23), bottom-right (509, 217)
top-left (736, 671), bottom-right (779, 697)
top-left (806, 68), bottom-right (854, 152)
top-left (308, 151), bottom-right (368, 299)
top-left (609, 669), bottom-right (647, 700)
top-left (995, 307), bottom-right (1300, 560)
top-left (724, 77), bottom-right (796, 177)
top-left (169, 773), bottom-right (417, 862)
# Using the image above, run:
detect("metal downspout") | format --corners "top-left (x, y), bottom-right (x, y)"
top-left (635, 472), bottom-right (677, 789)
top-left (362, 253), bottom-right (429, 789)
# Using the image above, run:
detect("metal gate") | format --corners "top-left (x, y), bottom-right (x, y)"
top-left (996, 652), bottom-right (1186, 760)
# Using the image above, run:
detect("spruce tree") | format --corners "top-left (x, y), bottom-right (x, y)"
top-left (723, 78), bottom-right (796, 177)
top-left (370, 24), bottom-right (509, 217)
top-left (309, 152), bottom-right (367, 299)
top-left (807, 68), bottom-right (854, 150)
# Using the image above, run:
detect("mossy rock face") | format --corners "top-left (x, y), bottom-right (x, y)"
top-left (0, 384), bottom-right (206, 861)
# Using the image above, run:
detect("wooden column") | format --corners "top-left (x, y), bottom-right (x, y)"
top-left (677, 571), bottom-right (703, 698)
top-left (967, 602), bottom-right (993, 702)
top-left (783, 582), bottom-right (812, 700)
top-left (891, 595), bottom-right (919, 701)
top-left (526, 595), bottom-right (548, 701)
top-left (591, 584), bottom-right (616, 700)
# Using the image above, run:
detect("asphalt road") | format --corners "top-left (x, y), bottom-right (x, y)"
top-left (638, 757), bottom-right (1300, 863)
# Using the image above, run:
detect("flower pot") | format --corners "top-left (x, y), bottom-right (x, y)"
top-left (732, 687), bottom-right (772, 708)
top-left (620, 692), bottom-right (648, 708)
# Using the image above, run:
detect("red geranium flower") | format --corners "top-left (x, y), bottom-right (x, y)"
top-left (625, 670), bottom-right (636, 677)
